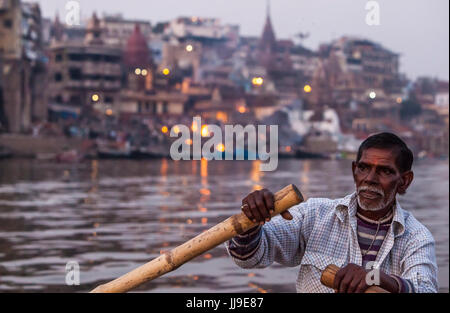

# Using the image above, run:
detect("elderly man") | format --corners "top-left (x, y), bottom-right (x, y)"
top-left (226, 132), bottom-right (438, 293)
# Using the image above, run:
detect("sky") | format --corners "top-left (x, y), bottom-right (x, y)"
top-left (35, 0), bottom-right (449, 81)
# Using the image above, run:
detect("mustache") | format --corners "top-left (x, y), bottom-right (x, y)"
top-left (357, 185), bottom-right (385, 197)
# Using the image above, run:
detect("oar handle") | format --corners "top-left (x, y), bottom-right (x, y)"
top-left (321, 264), bottom-right (390, 293)
top-left (91, 184), bottom-right (304, 293)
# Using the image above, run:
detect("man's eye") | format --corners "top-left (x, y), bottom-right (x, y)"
top-left (382, 168), bottom-right (393, 175)
top-left (358, 164), bottom-right (367, 171)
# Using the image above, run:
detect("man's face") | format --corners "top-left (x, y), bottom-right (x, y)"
top-left (352, 148), bottom-right (412, 212)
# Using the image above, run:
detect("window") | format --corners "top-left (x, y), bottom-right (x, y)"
top-left (69, 68), bottom-right (82, 80)
top-left (55, 54), bottom-right (63, 62)
top-left (54, 73), bottom-right (63, 82)
top-left (3, 19), bottom-right (13, 29)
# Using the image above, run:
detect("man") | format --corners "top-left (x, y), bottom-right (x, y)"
top-left (226, 132), bottom-right (438, 293)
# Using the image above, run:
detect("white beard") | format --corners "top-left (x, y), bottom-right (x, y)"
top-left (357, 185), bottom-right (397, 212)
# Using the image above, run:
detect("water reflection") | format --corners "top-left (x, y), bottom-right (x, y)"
top-left (0, 158), bottom-right (447, 292)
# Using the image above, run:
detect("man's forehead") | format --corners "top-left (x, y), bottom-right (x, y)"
top-left (358, 148), bottom-right (398, 166)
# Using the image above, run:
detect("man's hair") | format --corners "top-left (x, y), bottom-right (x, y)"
top-left (356, 132), bottom-right (413, 173)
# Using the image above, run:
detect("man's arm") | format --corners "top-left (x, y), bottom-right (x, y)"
top-left (334, 228), bottom-right (438, 293)
top-left (398, 228), bottom-right (438, 293)
top-left (226, 189), bottom-right (315, 269)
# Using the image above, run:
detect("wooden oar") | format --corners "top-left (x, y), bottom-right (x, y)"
top-left (321, 264), bottom-right (390, 293)
top-left (91, 184), bottom-right (304, 293)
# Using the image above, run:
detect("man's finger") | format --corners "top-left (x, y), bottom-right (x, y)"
top-left (247, 195), bottom-right (264, 224)
top-left (333, 267), bottom-right (346, 291)
top-left (281, 211), bottom-right (293, 220)
top-left (254, 190), bottom-right (270, 221)
top-left (242, 200), bottom-right (255, 222)
top-left (262, 190), bottom-right (275, 215)
top-left (339, 273), bottom-right (354, 293)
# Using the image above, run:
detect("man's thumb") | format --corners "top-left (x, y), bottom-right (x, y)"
top-left (281, 211), bottom-right (293, 220)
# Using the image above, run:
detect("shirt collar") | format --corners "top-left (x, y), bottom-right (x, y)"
top-left (334, 192), bottom-right (406, 237)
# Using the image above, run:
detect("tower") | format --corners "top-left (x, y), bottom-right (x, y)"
top-left (258, 0), bottom-right (277, 69)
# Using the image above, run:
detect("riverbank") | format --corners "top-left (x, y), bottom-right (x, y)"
top-left (0, 134), bottom-right (86, 158)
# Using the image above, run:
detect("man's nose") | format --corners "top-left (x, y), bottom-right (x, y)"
top-left (364, 168), bottom-right (379, 184)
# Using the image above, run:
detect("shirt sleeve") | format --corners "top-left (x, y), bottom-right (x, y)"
top-left (399, 227), bottom-right (439, 293)
top-left (225, 199), bottom-right (316, 269)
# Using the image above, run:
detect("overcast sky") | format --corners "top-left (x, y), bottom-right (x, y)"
top-left (35, 0), bottom-right (449, 81)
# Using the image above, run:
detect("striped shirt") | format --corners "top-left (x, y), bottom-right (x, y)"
top-left (356, 210), bottom-right (393, 268)
top-left (226, 192), bottom-right (438, 293)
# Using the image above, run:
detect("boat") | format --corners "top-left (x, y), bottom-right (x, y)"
top-left (0, 146), bottom-right (12, 159)
top-left (97, 139), bottom-right (133, 159)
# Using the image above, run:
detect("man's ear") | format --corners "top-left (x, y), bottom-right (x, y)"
top-left (398, 171), bottom-right (414, 195)
top-left (352, 161), bottom-right (357, 180)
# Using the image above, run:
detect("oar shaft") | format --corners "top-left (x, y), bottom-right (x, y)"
top-left (91, 184), bottom-right (304, 293)
top-left (321, 264), bottom-right (390, 293)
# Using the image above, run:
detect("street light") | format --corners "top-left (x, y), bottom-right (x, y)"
top-left (252, 77), bottom-right (264, 86)
top-left (162, 68), bottom-right (170, 76)
top-left (92, 94), bottom-right (99, 102)
top-left (141, 69), bottom-right (148, 76)
top-left (304, 85), bottom-right (312, 93)
top-left (135, 68), bottom-right (142, 75)
top-left (186, 44), bottom-right (194, 52)
top-left (369, 91), bottom-right (377, 99)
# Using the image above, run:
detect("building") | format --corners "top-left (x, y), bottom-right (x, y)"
top-left (100, 14), bottom-right (152, 48)
top-left (47, 13), bottom-right (122, 120)
top-left (320, 37), bottom-right (403, 94)
top-left (0, 0), bottom-right (47, 133)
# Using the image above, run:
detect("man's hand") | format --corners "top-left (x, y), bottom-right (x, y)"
top-left (333, 263), bottom-right (370, 293)
top-left (241, 189), bottom-right (293, 225)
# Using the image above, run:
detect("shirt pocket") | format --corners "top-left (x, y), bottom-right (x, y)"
top-left (300, 251), bottom-right (345, 271)
top-left (298, 251), bottom-right (346, 292)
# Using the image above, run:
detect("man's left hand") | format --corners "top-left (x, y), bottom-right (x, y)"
top-left (333, 263), bottom-right (370, 293)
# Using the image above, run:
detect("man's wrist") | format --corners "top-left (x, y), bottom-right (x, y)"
top-left (379, 272), bottom-right (401, 293)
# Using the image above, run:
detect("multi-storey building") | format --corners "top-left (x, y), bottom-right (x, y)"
top-left (0, 0), bottom-right (47, 133)
top-left (47, 13), bottom-right (122, 120)
top-left (100, 14), bottom-right (152, 48)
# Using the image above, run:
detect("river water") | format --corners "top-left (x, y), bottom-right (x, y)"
top-left (0, 158), bottom-right (448, 293)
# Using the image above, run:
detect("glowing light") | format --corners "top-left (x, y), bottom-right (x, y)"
top-left (191, 120), bottom-right (199, 132)
top-left (252, 77), bottom-right (264, 86)
top-left (201, 217), bottom-right (208, 225)
top-left (215, 111), bottom-right (228, 123)
top-left (141, 69), bottom-right (148, 76)
top-left (199, 188), bottom-right (211, 196)
top-left (201, 125), bottom-right (209, 137)
top-left (396, 97), bottom-right (403, 104)
top-left (304, 85), bottom-right (312, 93)
top-left (186, 44), bottom-right (194, 52)
top-left (186, 219), bottom-right (193, 224)
top-left (173, 126), bottom-right (180, 134)
top-left (369, 91), bottom-right (377, 99)
top-left (238, 106), bottom-right (246, 114)
top-left (285, 146), bottom-right (292, 152)
top-left (217, 143), bottom-right (225, 152)
top-left (199, 207), bottom-right (208, 212)
top-left (248, 273), bottom-right (255, 277)
top-left (105, 109), bottom-right (113, 116)
top-left (191, 16), bottom-right (198, 22)
top-left (203, 253), bottom-right (212, 259)
top-left (162, 68), bottom-right (170, 76)
top-left (185, 138), bottom-right (193, 145)
top-left (161, 126), bottom-right (169, 134)
top-left (135, 68), bottom-right (141, 75)
top-left (91, 94), bottom-right (99, 102)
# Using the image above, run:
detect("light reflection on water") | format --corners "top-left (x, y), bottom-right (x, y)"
top-left (0, 158), bottom-right (448, 293)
